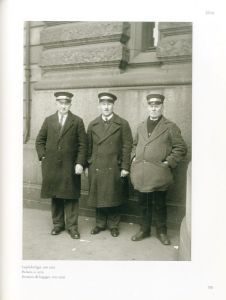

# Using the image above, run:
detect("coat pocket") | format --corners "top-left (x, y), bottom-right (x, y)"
top-left (130, 160), bottom-right (173, 192)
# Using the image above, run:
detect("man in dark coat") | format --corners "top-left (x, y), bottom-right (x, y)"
top-left (130, 92), bottom-right (187, 245)
top-left (35, 91), bottom-right (87, 239)
top-left (86, 92), bottom-right (133, 237)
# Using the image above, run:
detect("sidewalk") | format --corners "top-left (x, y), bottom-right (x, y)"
top-left (23, 208), bottom-right (180, 261)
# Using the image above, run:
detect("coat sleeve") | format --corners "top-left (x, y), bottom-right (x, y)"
top-left (35, 118), bottom-right (48, 161)
top-left (86, 123), bottom-right (93, 166)
top-left (121, 120), bottom-right (133, 171)
top-left (165, 124), bottom-right (187, 168)
top-left (131, 129), bottom-right (138, 161)
top-left (75, 118), bottom-right (87, 166)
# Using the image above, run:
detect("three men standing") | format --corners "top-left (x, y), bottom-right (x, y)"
top-left (35, 90), bottom-right (187, 245)
top-left (35, 92), bottom-right (87, 239)
top-left (130, 93), bottom-right (187, 245)
top-left (86, 92), bottom-right (133, 237)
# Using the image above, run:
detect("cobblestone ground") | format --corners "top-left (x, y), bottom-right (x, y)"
top-left (23, 208), bottom-right (180, 261)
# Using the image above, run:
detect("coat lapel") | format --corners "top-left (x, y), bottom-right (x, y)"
top-left (98, 121), bottom-right (120, 144)
top-left (59, 111), bottom-right (74, 139)
top-left (92, 114), bottom-right (121, 144)
top-left (91, 116), bottom-right (105, 139)
top-left (52, 112), bottom-right (61, 134)
top-left (140, 116), bottom-right (168, 145)
top-left (140, 119), bottom-right (149, 142)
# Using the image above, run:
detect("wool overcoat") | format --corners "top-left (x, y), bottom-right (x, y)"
top-left (35, 111), bottom-right (87, 199)
top-left (87, 114), bottom-right (133, 208)
top-left (130, 116), bottom-right (187, 192)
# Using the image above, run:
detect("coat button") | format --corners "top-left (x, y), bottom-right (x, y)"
top-left (58, 146), bottom-right (62, 150)
top-left (96, 169), bottom-right (99, 171)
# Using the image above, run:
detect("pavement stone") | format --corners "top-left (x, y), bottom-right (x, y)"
top-left (23, 208), bottom-right (180, 261)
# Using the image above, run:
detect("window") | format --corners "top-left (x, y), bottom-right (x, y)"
top-left (128, 22), bottom-right (160, 65)
top-left (141, 22), bottom-right (158, 51)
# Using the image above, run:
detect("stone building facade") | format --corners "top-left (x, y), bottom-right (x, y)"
top-left (23, 22), bottom-right (192, 239)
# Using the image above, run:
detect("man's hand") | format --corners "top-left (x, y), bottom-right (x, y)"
top-left (120, 169), bottom-right (129, 177)
top-left (39, 156), bottom-right (45, 164)
top-left (75, 164), bottom-right (83, 175)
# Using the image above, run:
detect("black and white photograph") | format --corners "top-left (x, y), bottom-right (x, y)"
top-left (1, 0), bottom-right (226, 299)
top-left (23, 21), bottom-right (192, 261)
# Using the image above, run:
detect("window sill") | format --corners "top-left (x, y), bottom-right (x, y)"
top-left (129, 50), bottom-right (161, 67)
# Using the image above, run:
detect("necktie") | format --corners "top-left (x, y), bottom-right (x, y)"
top-left (104, 117), bottom-right (109, 124)
top-left (59, 115), bottom-right (64, 134)
top-left (103, 117), bottom-right (110, 131)
top-left (59, 114), bottom-right (64, 127)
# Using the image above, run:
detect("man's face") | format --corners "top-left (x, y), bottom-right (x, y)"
top-left (56, 100), bottom-right (71, 115)
top-left (147, 99), bottom-right (163, 120)
top-left (99, 100), bottom-right (114, 117)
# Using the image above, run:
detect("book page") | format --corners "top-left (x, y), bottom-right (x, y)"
top-left (1, 0), bottom-right (226, 299)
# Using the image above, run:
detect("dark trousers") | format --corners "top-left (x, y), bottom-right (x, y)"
top-left (96, 206), bottom-right (121, 229)
top-left (138, 191), bottom-right (167, 234)
top-left (51, 198), bottom-right (79, 231)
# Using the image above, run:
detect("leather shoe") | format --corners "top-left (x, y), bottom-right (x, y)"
top-left (157, 233), bottom-right (171, 245)
top-left (131, 230), bottom-right (150, 241)
top-left (91, 226), bottom-right (106, 235)
top-left (68, 229), bottom-right (80, 239)
top-left (111, 228), bottom-right (119, 237)
top-left (51, 227), bottom-right (64, 235)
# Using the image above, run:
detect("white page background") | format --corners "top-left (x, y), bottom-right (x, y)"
top-left (1, 0), bottom-right (226, 299)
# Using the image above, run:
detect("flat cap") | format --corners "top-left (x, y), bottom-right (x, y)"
top-left (54, 91), bottom-right (74, 101)
top-left (146, 93), bottom-right (165, 103)
top-left (98, 92), bottom-right (117, 103)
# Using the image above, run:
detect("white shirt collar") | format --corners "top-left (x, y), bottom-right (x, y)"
top-left (58, 112), bottom-right (68, 120)
top-left (101, 114), bottom-right (113, 121)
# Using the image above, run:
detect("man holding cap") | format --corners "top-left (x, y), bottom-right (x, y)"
top-left (86, 92), bottom-right (133, 237)
top-left (130, 92), bottom-right (187, 245)
top-left (36, 91), bottom-right (87, 239)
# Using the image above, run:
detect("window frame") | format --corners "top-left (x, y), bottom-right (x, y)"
top-left (128, 22), bottom-right (160, 66)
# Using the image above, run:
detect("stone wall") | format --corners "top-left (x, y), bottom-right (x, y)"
top-left (23, 21), bottom-right (192, 228)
